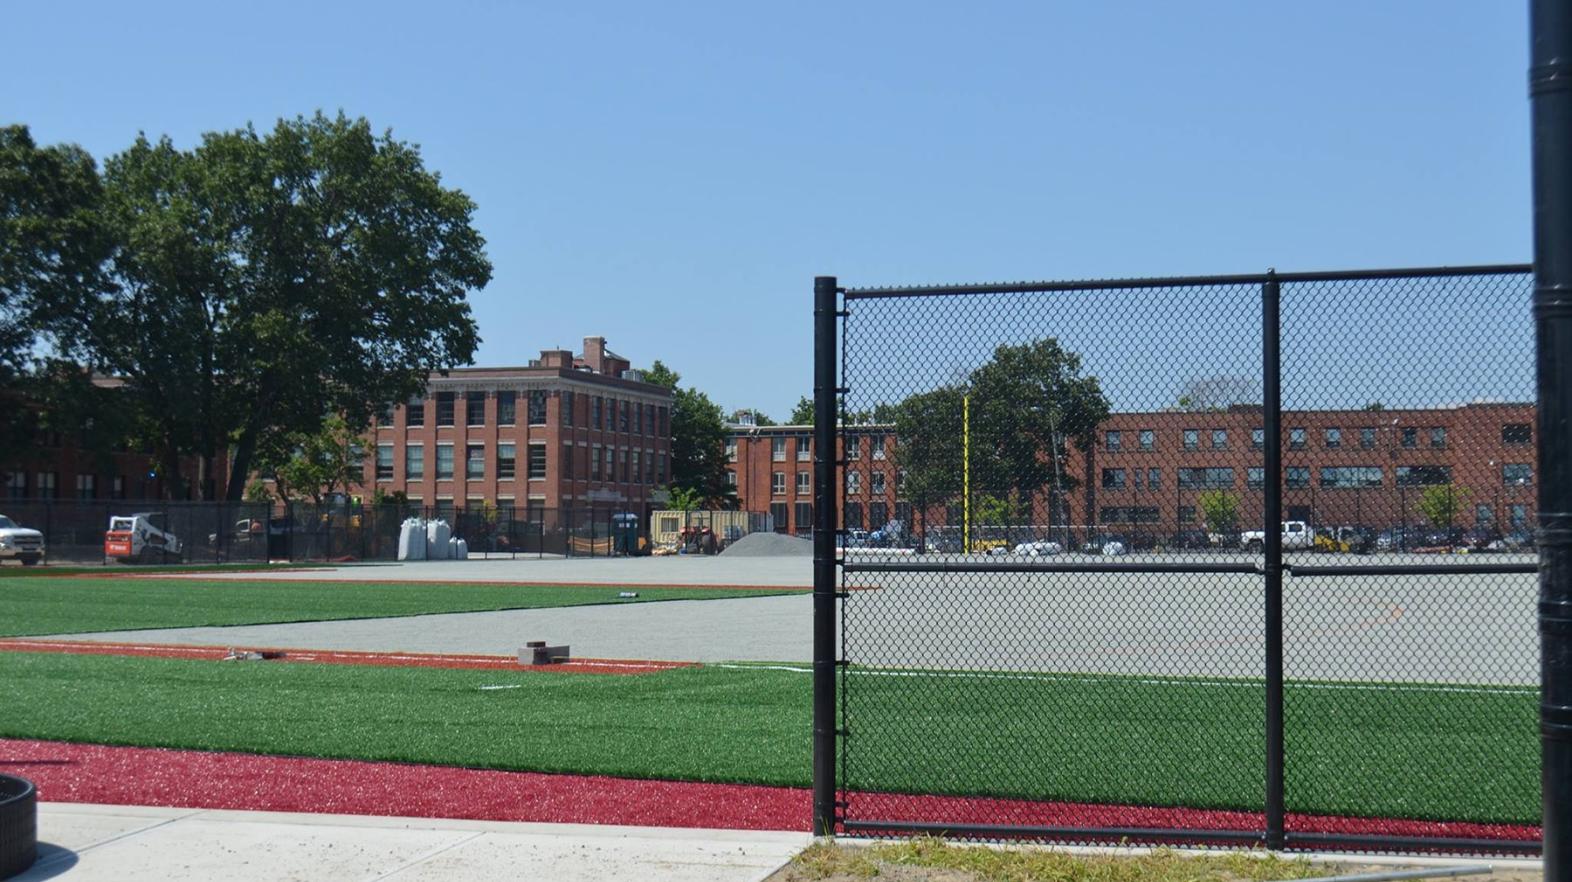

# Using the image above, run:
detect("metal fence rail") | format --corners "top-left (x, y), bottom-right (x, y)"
top-left (813, 265), bottom-right (1541, 853)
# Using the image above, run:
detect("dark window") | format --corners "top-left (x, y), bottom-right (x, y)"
top-left (620, 449), bottom-right (629, 482)
top-left (1504, 423), bottom-right (1532, 445)
top-left (1325, 427), bottom-right (1341, 449)
top-left (1289, 427), bottom-right (1306, 449)
top-left (620, 401), bottom-right (630, 432)
top-left (466, 444), bottom-right (485, 479)
top-left (565, 444), bottom-right (576, 480)
top-left (771, 502), bottom-right (791, 534)
top-left (436, 393), bottom-right (455, 426)
top-left (1477, 504), bottom-right (1495, 525)
top-left (1105, 430), bottom-right (1122, 452)
top-left (1183, 429), bottom-right (1199, 450)
top-left (1319, 466), bottom-right (1382, 488)
top-left (1359, 427), bottom-right (1376, 449)
top-left (528, 391), bottom-right (548, 425)
top-left (1511, 504), bottom-right (1529, 528)
top-left (1138, 429), bottom-right (1155, 451)
top-left (497, 391), bottom-right (516, 425)
top-left (1430, 427), bottom-right (1447, 449)
top-left (1178, 505), bottom-right (1196, 524)
top-left (590, 446), bottom-right (601, 481)
top-left (376, 445), bottom-right (394, 481)
top-left (845, 502), bottom-right (864, 531)
top-left (466, 393), bottom-right (486, 425)
top-left (1147, 468), bottom-right (1160, 489)
top-left (1177, 467), bottom-right (1233, 489)
top-left (1401, 427), bottom-right (1418, 448)
top-left (436, 444), bottom-right (454, 479)
top-left (378, 402), bottom-right (394, 424)
top-left (659, 406), bottom-right (669, 436)
top-left (1211, 429), bottom-right (1227, 450)
top-left (406, 446), bottom-right (425, 479)
top-left (592, 397), bottom-right (603, 429)
top-left (1285, 466), bottom-right (1310, 488)
top-left (1396, 465), bottom-right (1452, 486)
top-left (1247, 467), bottom-right (1265, 489)
top-left (1504, 463), bottom-right (1533, 486)
top-left (635, 403), bottom-right (644, 435)
top-left (409, 398), bottom-right (429, 427)
top-left (869, 501), bottom-right (889, 530)
top-left (528, 444), bottom-right (547, 479)
top-left (1251, 428), bottom-right (1264, 450)
top-left (1101, 468), bottom-right (1126, 490)
top-left (1103, 507), bottom-right (1158, 524)
top-left (562, 391), bottom-right (574, 427)
top-left (793, 502), bottom-right (813, 537)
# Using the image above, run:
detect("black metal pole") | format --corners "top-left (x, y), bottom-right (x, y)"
top-left (1262, 270), bottom-right (1286, 850)
top-left (812, 275), bottom-right (840, 836)
top-left (1533, 2), bottom-right (1572, 874)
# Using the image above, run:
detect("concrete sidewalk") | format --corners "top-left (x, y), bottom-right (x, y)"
top-left (14, 802), bottom-right (810, 881)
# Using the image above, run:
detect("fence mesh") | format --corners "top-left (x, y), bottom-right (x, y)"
top-left (829, 266), bottom-right (1539, 850)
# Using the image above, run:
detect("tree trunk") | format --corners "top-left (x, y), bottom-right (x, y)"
top-left (224, 428), bottom-right (259, 503)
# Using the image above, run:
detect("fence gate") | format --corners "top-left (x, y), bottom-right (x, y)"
top-left (811, 266), bottom-right (1540, 853)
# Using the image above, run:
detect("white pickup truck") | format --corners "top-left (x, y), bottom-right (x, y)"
top-left (0, 514), bottom-right (45, 565)
top-left (1239, 521), bottom-right (1312, 552)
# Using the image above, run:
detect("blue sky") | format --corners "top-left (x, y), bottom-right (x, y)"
top-left (6, 2), bottom-right (1531, 419)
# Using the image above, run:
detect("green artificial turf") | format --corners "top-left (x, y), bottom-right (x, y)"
top-left (0, 577), bottom-right (804, 636)
top-left (0, 652), bottom-right (1539, 824)
top-left (0, 562), bottom-right (348, 577)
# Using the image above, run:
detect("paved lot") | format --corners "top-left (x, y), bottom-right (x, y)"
top-left (58, 553), bottom-right (1537, 684)
top-left (14, 803), bottom-right (807, 882)
top-left (183, 556), bottom-right (814, 587)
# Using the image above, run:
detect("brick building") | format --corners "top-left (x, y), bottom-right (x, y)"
top-left (355, 337), bottom-right (673, 519)
top-left (728, 402), bottom-right (1538, 538)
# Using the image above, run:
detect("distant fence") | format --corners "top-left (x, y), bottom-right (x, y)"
top-left (0, 501), bottom-right (720, 565)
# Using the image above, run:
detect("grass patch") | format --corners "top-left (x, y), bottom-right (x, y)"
top-left (0, 577), bottom-right (804, 636)
top-left (780, 840), bottom-right (1328, 882)
top-left (0, 653), bottom-right (1539, 824)
top-left (0, 562), bottom-right (341, 577)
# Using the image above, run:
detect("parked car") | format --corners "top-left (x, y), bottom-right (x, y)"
top-left (0, 514), bottom-right (45, 566)
top-left (1375, 527), bottom-right (1412, 552)
top-left (105, 513), bottom-right (184, 564)
top-left (1240, 521), bottom-right (1312, 552)
top-left (209, 518), bottom-right (265, 545)
top-left (1493, 529), bottom-right (1536, 552)
top-left (1169, 529), bottom-right (1212, 550)
top-left (1314, 526), bottom-right (1376, 555)
top-left (1418, 526), bottom-right (1468, 551)
top-left (1012, 540), bottom-right (1063, 556)
top-left (1463, 526), bottom-right (1504, 551)
top-left (1082, 534), bottom-right (1127, 556)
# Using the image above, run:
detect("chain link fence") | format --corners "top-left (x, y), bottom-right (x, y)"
top-left (816, 265), bottom-right (1539, 852)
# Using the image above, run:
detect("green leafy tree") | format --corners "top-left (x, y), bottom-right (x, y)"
top-left (1419, 484), bottom-right (1470, 528)
top-left (243, 481), bottom-right (274, 504)
top-left (268, 414), bottom-right (369, 505)
top-left (668, 486), bottom-right (704, 513)
top-left (642, 360), bottom-right (735, 506)
top-left (788, 396), bottom-right (815, 426)
top-left (1197, 490), bottom-right (1241, 535)
top-left (36, 112), bottom-right (490, 500)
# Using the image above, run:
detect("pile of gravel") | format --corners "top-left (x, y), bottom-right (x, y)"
top-left (721, 532), bottom-right (814, 557)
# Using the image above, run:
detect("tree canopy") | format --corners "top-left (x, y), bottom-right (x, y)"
top-left (4, 114), bottom-right (491, 500)
top-left (788, 396), bottom-right (815, 425)
top-left (642, 359), bottom-right (734, 506)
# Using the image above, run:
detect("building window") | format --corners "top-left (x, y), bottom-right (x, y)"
top-left (797, 439), bottom-right (811, 462)
top-left (528, 443), bottom-right (547, 479)
top-left (1477, 505), bottom-right (1495, 525)
top-left (434, 498), bottom-right (454, 521)
top-left (847, 471), bottom-right (861, 494)
top-left (497, 391), bottom-right (516, 425)
top-left (659, 453), bottom-right (668, 483)
top-left (1250, 427), bottom-right (1264, 450)
top-left (1289, 427), bottom-right (1306, 449)
top-left (1285, 466), bottom-right (1310, 488)
top-left (75, 474), bottom-right (95, 500)
top-left (797, 471), bottom-right (811, 494)
top-left (794, 502), bottom-right (813, 537)
top-left (1319, 466), bottom-right (1382, 488)
top-left (1401, 427), bottom-right (1418, 448)
top-left (406, 398), bottom-right (425, 427)
top-left (1247, 467), bottom-right (1265, 489)
top-left (620, 401), bottom-right (630, 432)
top-left (1178, 505), bottom-right (1196, 525)
top-left (1396, 465), bottom-right (1452, 486)
top-left (436, 392), bottom-right (455, 426)
top-left (1183, 429), bottom-right (1199, 450)
top-left (1105, 430), bottom-right (1122, 452)
top-left (772, 472), bottom-right (786, 495)
top-left (1101, 468), bottom-right (1126, 490)
top-left (844, 502), bottom-right (864, 530)
top-left (592, 397), bottom-right (603, 429)
top-left (631, 450), bottom-right (640, 484)
top-left (726, 469), bottom-right (737, 487)
top-left (634, 402), bottom-right (644, 435)
top-left (112, 476), bottom-right (125, 499)
top-left (897, 468), bottom-right (908, 493)
top-left (376, 444), bottom-right (394, 481)
top-left (1325, 427), bottom-right (1341, 449)
top-left (466, 444), bottom-right (485, 479)
top-left (725, 439), bottom-right (738, 462)
top-left (1177, 467), bottom-right (1233, 489)
top-left (1359, 427), bottom-right (1376, 449)
top-left (1139, 429), bottom-right (1155, 451)
top-left (1146, 468), bottom-right (1160, 490)
top-left (772, 437), bottom-right (787, 461)
top-left (529, 391), bottom-right (548, 426)
top-left (1211, 429), bottom-right (1227, 450)
top-left (590, 445), bottom-right (601, 481)
top-left (436, 443), bottom-right (454, 479)
top-left (466, 392), bottom-right (486, 425)
top-left (644, 449), bottom-right (654, 483)
top-left (604, 447), bottom-right (614, 480)
top-left (619, 449), bottom-right (629, 482)
top-left (871, 434), bottom-right (887, 460)
top-left (406, 445), bottom-right (425, 479)
top-left (562, 391), bottom-right (575, 428)
top-left (1430, 427), bottom-right (1447, 449)
top-left (1503, 423), bottom-right (1532, 445)
top-left (378, 402), bottom-right (394, 425)
top-left (659, 407), bottom-right (669, 436)
top-left (1504, 463), bottom-right (1533, 486)
top-left (872, 471), bottom-right (886, 494)
top-left (1511, 504), bottom-right (1529, 529)
top-left (869, 501), bottom-right (888, 529)
top-left (847, 435), bottom-right (862, 460)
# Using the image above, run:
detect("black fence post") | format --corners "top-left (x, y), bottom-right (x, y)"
top-left (1262, 269), bottom-right (1286, 850)
top-left (1533, 2), bottom-right (1572, 874)
top-left (812, 275), bottom-right (839, 836)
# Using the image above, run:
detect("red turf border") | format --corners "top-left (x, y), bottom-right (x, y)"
top-left (0, 739), bottom-right (1540, 846)
top-left (0, 639), bottom-right (690, 675)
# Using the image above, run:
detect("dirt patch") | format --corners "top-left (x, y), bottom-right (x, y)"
top-left (722, 532), bottom-right (814, 557)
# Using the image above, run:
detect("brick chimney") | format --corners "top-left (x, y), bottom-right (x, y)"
top-left (582, 336), bottom-right (608, 373)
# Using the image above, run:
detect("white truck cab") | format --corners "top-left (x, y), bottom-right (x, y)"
top-left (1240, 521), bottom-right (1311, 552)
top-left (0, 514), bottom-right (45, 565)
